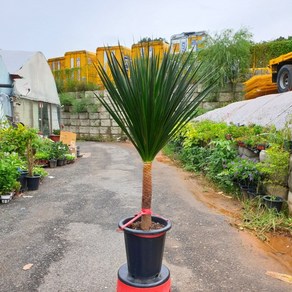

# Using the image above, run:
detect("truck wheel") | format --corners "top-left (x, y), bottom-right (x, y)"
top-left (277, 65), bottom-right (292, 93)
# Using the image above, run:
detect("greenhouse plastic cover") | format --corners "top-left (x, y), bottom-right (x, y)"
top-left (0, 50), bottom-right (60, 105)
top-left (195, 91), bottom-right (292, 130)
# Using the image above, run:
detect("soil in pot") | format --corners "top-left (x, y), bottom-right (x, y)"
top-left (119, 216), bottom-right (171, 280)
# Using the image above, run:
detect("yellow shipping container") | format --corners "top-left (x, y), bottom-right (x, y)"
top-left (64, 50), bottom-right (98, 85)
top-left (96, 46), bottom-right (131, 87)
top-left (48, 56), bottom-right (65, 72)
top-left (170, 31), bottom-right (207, 53)
top-left (131, 40), bottom-right (169, 60)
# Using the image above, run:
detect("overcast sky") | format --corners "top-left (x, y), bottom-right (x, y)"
top-left (2, 0), bottom-right (292, 59)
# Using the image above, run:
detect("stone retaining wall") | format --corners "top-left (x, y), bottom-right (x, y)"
top-left (61, 91), bottom-right (124, 141)
top-left (60, 85), bottom-right (244, 140)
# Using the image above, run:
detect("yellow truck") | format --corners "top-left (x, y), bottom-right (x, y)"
top-left (269, 52), bottom-right (292, 92)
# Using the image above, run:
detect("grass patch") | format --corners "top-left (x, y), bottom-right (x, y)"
top-left (241, 198), bottom-right (292, 241)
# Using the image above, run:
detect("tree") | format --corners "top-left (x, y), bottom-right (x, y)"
top-left (94, 47), bottom-right (217, 230)
top-left (198, 28), bottom-right (253, 100)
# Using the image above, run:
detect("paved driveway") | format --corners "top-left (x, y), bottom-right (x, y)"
top-left (0, 142), bottom-right (290, 291)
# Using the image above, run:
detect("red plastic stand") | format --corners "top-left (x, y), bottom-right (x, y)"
top-left (117, 264), bottom-right (171, 292)
top-left (117, 278), bottom-right (171, 291)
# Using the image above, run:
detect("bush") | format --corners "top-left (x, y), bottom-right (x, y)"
top-left (59, 93), bottom-right (74, 106)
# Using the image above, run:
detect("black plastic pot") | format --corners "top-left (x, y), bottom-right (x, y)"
top-left (18, 170), bottom-right (28, 192)
top-left (262, 195), bottom-right (284, 212)
top-left (119, 216), bottom-right (171, 280)
top-left (49, 159), bottom-right (57, 168)
top-left (57, 158), bottom-right (66, 166)
top-left (26, 175), bottom-right (41, 191)
top-left (284, 140), bottom-right (292, 153)
top-left (239, 184), bottom-right (249, 200)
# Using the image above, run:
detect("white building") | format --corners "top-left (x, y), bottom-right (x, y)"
top-left (0, 50), bottom-right (60, 134)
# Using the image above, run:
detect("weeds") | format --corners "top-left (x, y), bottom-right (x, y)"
top-left (241, 198), bottom-right (292, 240)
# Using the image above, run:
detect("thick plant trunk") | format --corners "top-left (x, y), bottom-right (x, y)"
top-left (141, 162), bottom-right (152, 230)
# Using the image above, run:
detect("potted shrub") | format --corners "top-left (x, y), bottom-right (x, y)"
top-left (22, 126), bottom-right (42, 191)
top-left (256, 145), bottom-right (290, 200)
top-left (55, 141), bottom-right (69, 166)
top-left (48, 142), bottom-right (58, 168)
top-left (94, 46), bottom-right (217, 289)
top-left (65, 153), bottom-right (75, 164)
top-left (0, 152), bottom-right (22, 203)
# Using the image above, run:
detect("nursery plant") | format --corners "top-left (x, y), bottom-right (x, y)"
top-left (95, 46), bottom-right (217, 230)
top-left (0, 152), bottom-right (22, 195)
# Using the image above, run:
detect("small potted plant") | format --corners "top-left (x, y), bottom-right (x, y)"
top-left (55, 141), bottom-right (69, 166)
top-left (48, 142), bottom-right (58, 168)
top-left (65, 153), bottom-right (75, 164)
top-left (49, 129), bottom-right (61, 142)
top-left (262, 195), bottom-right (284, 212)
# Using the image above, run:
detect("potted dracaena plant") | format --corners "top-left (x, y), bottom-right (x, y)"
top-left (94, 45), bottom-right (217, 290)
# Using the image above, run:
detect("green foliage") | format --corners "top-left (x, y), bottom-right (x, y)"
top-left (0, 152), bottom-right (22, 194)
top-left (220, 157), bottom-right (261, 187)
top-left (138, 37), bottom-right (167, 43)
top-left (205, 140), bottom-right (238, 181)
top-left (49, 141), bottom-right (69, 160)
top-left (95, 47), bottom-right (218, 162)
top-left (198, 28), bottom-right (252, 97)
top-left (241, 199), bottom-right (292, 239)
top-left (56, 69), bottom-right (100, 93)
top-left (65, 153), bottom-right (75, 161)
top-left (33, 166), bottom-right (48, 178)
top-left (59, 93), bottom-right (74, 106)
top-left (72, 97), bottom-right (100, 113)
top-left (256, 145), bottom-right (290, 186)
top-left (251, 38), bottom-right (292, 67)
top-left (168, 120), bottom-right (289, 193)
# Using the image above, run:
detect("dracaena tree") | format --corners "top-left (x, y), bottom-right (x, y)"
top-left (94, 46), bottom-right (217, 230)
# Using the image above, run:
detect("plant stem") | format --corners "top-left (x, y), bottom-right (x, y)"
top-left (141, 162), bottom-right (152, 230)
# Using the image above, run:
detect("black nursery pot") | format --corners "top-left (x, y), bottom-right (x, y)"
top-left (26, 175), bottom-right (41, 191)
top-left (18, 170), bottom-right (28, 192)
top-left (262, 195), bottom-right (284, 212)
top-left (119, 216), bottom-right (171, 280)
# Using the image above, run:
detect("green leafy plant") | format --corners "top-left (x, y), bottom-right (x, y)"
top-left (33, 166), bottom-right (48, 179)
top-left (198, 28), bottom-right (252, 100)
top-left (256, 145), bottom-right (290, 186)
top-left (0, 152), bottom-right (22, 194)
top-left (59, 93), bottom-right (74, 106)
top-left (94, 46), bottom-right (218, 230)
top-left (52, 129), bottom-right (60, 135)
top-left (48, 141), bottom-right (69, 160)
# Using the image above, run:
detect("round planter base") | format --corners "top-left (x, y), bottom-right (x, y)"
top-left (117, 263), bottom-right (170, 291)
